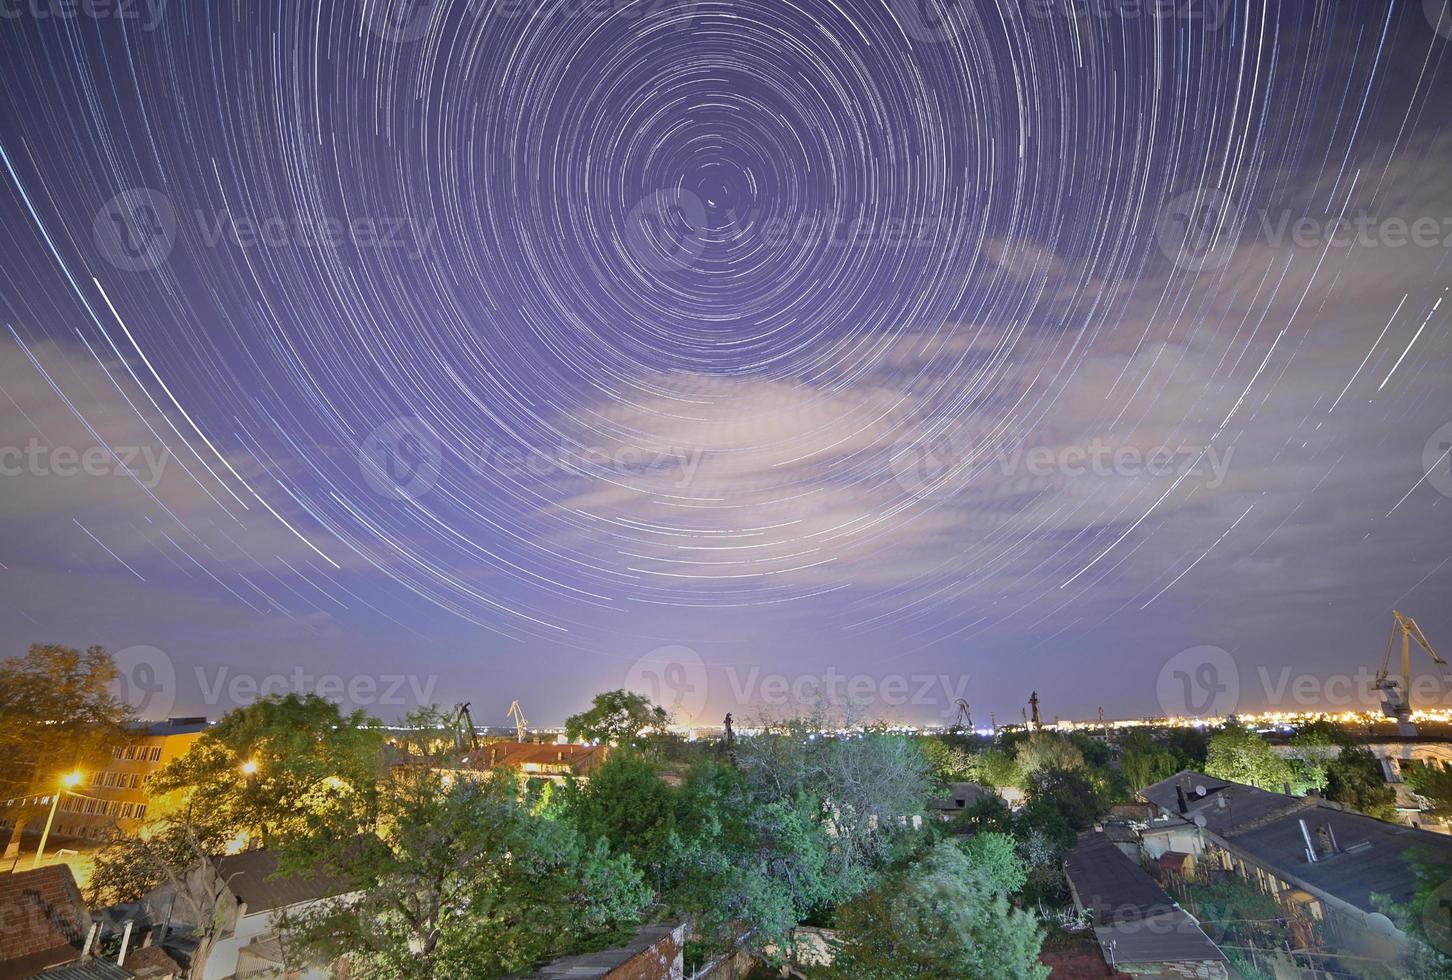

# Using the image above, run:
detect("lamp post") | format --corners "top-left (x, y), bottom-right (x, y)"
top-left (33, 772), bottom-right (82, 869)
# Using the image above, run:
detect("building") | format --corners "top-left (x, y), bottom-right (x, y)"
top-left (53, 719), bottom-right (208, 842)
top-left (1139, 770), bottom-right (1452, 962)
top-left (465, 741), bottom-right (609, 783)
top-left (1063, 832), bottom-right (1229, 979)
top-left (0, 865), bottom-right (94, 979)
top-left (927, 781), bottom-right (991, 821)
top-left (519, 921), bottom-right (686, 980)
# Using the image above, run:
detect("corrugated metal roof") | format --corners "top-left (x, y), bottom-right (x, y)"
top-left (30, 961), bottom-right (133, 980)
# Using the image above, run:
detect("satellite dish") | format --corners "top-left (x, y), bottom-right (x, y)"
top-left (1365, 912), bottom-right (1397, 938)
top-left (1193, 815), bottom-right (1208, 828)
top-left (1195, 784), bottom-right (1208, 796)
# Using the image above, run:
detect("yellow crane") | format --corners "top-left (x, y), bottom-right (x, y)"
top-left (1375, 610), bottom-right (1445, 721)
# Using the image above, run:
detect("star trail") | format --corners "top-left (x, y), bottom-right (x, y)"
top-left (1, 0), bottom-right (1449, 725)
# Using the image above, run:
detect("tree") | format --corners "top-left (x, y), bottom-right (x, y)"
top-left (1024, 766), bottom-right (1102, 832)
top-left (826, 841), bottom-right (1047, 980)
top-left (564, 690), bottom-right (670, 750)
top-left (0, 644), bottom-right (132, 856)
top-left (1286, 728), bottom-right (1335, 795)
top-left (1325, 746), bottom-right (1396, 821)
top-left (965, 748), bottom-right (1023, 791)
top-left (958, 832), bottom-right (1026, 895)
top-left (149, 694), bottom-right (384, 847)
top-left (1204, 725), bottom-right (1294, 790)
top-left (1117, 729), bottom-right (1181, 792)
top-left (279, 721), bottom-right (649, 979)
top-left (1404, 761), bottom-right (1452, 820)
top-left (917, 737), bottom-right (974, 784)
top-left (1015, 731), bottom-right (1085, 776)
top-left (558, 752), bottom-right (676, 882)
top-left (86, 808), bottom-right (234, 976)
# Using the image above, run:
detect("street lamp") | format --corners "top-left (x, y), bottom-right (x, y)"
top-left (33, 771), bottom-right (82, 869)
top-left (240, 759), bottom-right (259, 776)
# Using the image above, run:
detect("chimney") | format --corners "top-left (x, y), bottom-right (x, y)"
top-left (1176, 784), bottom-right (1188, 814)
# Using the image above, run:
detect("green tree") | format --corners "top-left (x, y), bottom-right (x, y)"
top-left (559, 752), bottom-right (676, 881)
top-left (0, 644), bottom-right (132, 856)
top-left (1325, 746), bottom-right (1397, 821)
top-left (150, 693), bottom-right (384, 847)
top-left (917, 737), bottom-right (973, 784)
top-left (826, 841), bottom-right (1047, 980)
top-left (958, 832), bottom-right (1026, 895)
top-left (1024, 765), bottom-right (1103, 832)
top-left (280, 728), bottom-right (649, 979)
top-left (564, 690), bottom-right (671, 750)
top-left (1117, 729), bottom-right (1181, 792)
top-left (1404, 761), bottom-right (1452, 820)
top-left (1015, 731), bottom-right (1085, 776)
top-left (1286, 728), bottom-right (1335, 795)
top-left (966, 748), bottom-right (1023, 791)
top-left (1204, 724), bottom-right (1294, 790)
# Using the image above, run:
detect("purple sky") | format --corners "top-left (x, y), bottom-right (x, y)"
top-left (1, 1), bottom-right (1450, 728)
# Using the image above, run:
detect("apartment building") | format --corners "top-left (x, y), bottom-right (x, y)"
top-left (52, 718), bottom-right (208, 841)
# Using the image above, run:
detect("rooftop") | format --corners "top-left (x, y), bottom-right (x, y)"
top-left (212, 849), bottom-right (353, 914)
top-left (0, 865), bottom-right (93, 980)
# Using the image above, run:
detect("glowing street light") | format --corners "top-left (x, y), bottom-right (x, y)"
top-left (33, 771), bottom-right (82, 869)
top-left (240, 759), bottom-right (259, 777)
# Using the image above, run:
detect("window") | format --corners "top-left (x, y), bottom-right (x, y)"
top-left (124, 745), bottom-right (137, 760)
top-left (121, 803), bottom-right (136, 818)
top-left (149, 747), bottom-right (162, 762)
top-left (134, 804), bottom-right (147, 820)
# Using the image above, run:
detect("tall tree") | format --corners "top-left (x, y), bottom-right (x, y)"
top-left (149, 693), bottom-right (384, 847)
top-left (1324, 746), bottom-right (1397, 821)
top-left (1204, 724), bottom-right (1294, 790)
top-left (564, 690), bottom-right (671, 750)
top-left (826, 841), bottom-right (1048, 980)
top-left (0, 644), bottom-right (132, 856)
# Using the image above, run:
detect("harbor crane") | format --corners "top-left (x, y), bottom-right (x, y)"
top-left (954, 699), bottom-right (972, 730)
top-left (1375, 610), bottom-right (1445, 727)
top-left (507, 700), bottom-right (529, 742)
top-left (452, 702), bottom-right (479, 752)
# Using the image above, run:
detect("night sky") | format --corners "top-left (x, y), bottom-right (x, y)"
top-left (1, 1), bottom-right (1450, 728)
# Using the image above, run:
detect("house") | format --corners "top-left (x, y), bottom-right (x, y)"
top-left (516, 920), bottom-right (686, 979)
top-left (927, 781), bottom-right (991, 821)
top-left (199, 848), bottom-right (356, 980)
top-left (55, 719), bottom-right (209, 842)
top-left (1140, 770), bottom-right (1452, 962)
top-left (0, 865), bottom-right (96, 980)
top-left (465, 741), bottom-right (609, 782)
top-left (1063, 832), bottom-right (1229, 979)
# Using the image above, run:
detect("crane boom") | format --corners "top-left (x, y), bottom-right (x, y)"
top-left (1376, 610), bottom-right (1445, 720)
top-left (507, 700), bottom-right (528, 742)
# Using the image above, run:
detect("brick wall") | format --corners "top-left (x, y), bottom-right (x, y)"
top-left (606, 920), bottom-right (686, 980)
top-left (0, 865), bottom-right (88, 966)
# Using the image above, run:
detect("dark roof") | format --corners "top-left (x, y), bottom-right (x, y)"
top-left (1065, 834), bottom-right (1225, 966)
top-left (30, 963), bottom-right (133, 980)
top-left (1141, 770), bottom-right (1452, 912)
top-left (212, 850), bottom-right (353, 914)
top-left (1093, 910), bottom-right (1226, 967)
top-left (139, 718), bottom-right (208, 737)
top-left (0, 865), bottom-right (92, 980)
top-left (928, 781), bottom-right (990, 811)
top-left (517, 922), bottom-right (683, 978)
top-left (1064, 832), bottom-right (1178, 925)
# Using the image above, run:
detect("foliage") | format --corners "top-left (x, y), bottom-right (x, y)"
top-left (1403, 761), bottom-right (1452, 821)
top-left (0, 644), bottom-right (132, 840)
top-left (557, 752), bottom-right (676, 883)
top-left (734, 720), bottom-right (932, 870)
top-left (279, 725), bottom-right (649, 980)
top-left (1204, 724), bottom-right (1294, 791)
top-left (564, 689), bottom-right (671, 750)
top-left (150, 694), bottom-right (384, 847)
top-left (965, 748), bottom-right (1023, 790)
top-left (1324, 746), bottom-right (1397, 820)
top-left (825, 841), bottom-right (1048, 980)
top-left (1015, 731), bottom-right (1085, 776)
top-left (958, 832), bottom-right (1027, 895)
top-left (1024, 766), bottom-right (1102, 832)
top-left (1285, 728), bottom-right (1335, 795)
top-left (1116, 729), bottom-right (1182, 792)
top-left (916, 737), bottom-right (974, 784)
top-left (950, 793), bottom-right (1015, 836)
